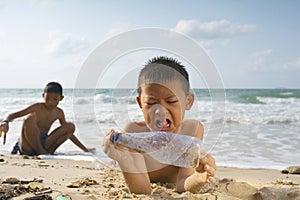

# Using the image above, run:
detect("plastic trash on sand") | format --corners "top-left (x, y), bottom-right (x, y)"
top-left (110, 131), bottom-right (202, 168)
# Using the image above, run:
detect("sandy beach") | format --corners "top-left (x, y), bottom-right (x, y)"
top-left (0, 154), bottom-right (299, 200)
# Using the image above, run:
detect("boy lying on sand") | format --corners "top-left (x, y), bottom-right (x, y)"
top-left (103, 57), bottom-right (216, 194)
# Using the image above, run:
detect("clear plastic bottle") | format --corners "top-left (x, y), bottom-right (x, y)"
top-left (110, 131), bottom-right (202, 168)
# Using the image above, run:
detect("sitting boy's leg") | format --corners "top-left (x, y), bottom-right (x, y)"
top-left (45, 122), bottom-right (75, 154)
top-left (20, 115), bottom-right (48, 155)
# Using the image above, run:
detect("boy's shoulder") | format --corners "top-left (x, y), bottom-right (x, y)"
top-left (180, 119), bottom-right (204, 139)
top-left (182, 119), bottom-right (203, 126)
top-left (30, 102), bottom-right (43, 109)
top-left (35, 103), bottom-right (64, 113)
top-left (123, 121), bottom-right (149, 133)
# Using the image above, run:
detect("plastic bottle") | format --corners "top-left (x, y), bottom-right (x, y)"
top-left (110, 131), bottom-right (202, 168)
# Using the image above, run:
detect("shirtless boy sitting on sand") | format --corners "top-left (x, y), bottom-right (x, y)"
top-left (0, 82), bottom-right (91, 156)
top-left (103, 56), bottom-right (216, 194)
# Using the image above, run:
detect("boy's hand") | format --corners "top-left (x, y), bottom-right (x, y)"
top-left (102, 129), bottom-right (140, 161)
top-left (102, 129), bottom-right (129, 161)
top-left (0, 122), bottom-right (9, 144)
top-left (196, 152), bottom-right (216, 183)
top-left (102, 129), bottom-right (116, 158)
top-left (0, 121), bottom-right (9, 133)
top-left (86, 148), bottom-right (96, 154)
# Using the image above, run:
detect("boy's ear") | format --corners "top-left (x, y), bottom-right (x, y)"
top-left (60, 95), bottom-right (64, 101)
top-left (136, 96), bottom-right (142, 109)
top-left (185, 93), bottom-right (194, 110)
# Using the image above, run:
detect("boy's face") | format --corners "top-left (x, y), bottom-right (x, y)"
top-left (43, 92), bottom-right (63, 108)
top-left (136, 80), bottom-right (194, 133)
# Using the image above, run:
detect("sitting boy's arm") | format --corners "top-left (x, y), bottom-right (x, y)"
top-left (1, 103), bottom-right (39, 135)
top-left (69, 135), bottom-right (89, 152)
top-left (58, 109), bottom-right (90, 152)
top-left (4, 103), bottom-right (39, 122)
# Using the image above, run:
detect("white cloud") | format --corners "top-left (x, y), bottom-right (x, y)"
top-left (284, 57), bottom-right (300, 70)
top-left (28, 0), bottom-right (57, 8)
top-left (0, 0), bottom-right (7, 10)
top-left (104, 21), bottom-right (132, 39)
top-left (46, 30), bottom-right (89, 57)
top-left (249, 49), bottom-right (273, 71)
top-left (247, 49), bottom-right (300, 72)
top-left (173, 19), bottom-right (256, 39)
top-left (252, 49), bottom-right (273, 57)
top-left (0, 29), bottom-right (6, 40)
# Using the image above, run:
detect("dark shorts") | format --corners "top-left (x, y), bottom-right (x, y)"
top-left (16, 132), bottom-right (48, 156)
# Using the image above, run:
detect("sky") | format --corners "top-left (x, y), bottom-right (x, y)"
top-left (0, 0), bottom-right (300, 89)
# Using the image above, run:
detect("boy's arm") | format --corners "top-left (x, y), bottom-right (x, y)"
top-left (175, 154), bottom-right (216, 193)
top-left (122, 122), bottom-right (152, 194)
top-left (58, 109), bottom-right (89, 152)
top-left (4, 103), bottom-right (39, 122)
top-left (175, 120), bottom-right (216, 193)
top-left (175, 167), bottom-right (196, 192)
top-left (69, 135), bottom-right (89, 152)
top-left (1, 103), bottom-right (39, 133)
top-left (120, 154), bottom-right (152, 194)
top-left (103, 126), bottom-right (152, 194)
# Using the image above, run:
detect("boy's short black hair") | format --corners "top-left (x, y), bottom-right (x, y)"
top-left (44, 82), bottom-right (63, 96)
top-left (138, 56), bottom-right (190, 94)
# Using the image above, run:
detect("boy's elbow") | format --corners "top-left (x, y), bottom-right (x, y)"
top-left (127, 180), bottom-right (152, 195)
top-left (123, 172), bottom-right (152, 195)
top-left (129, 187), bottom-right (152, 195)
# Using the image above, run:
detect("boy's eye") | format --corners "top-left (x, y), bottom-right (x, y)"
top-left (145, 102), bottom-right (156, 105)
top-left (167, 100), bottom-right (178, 104)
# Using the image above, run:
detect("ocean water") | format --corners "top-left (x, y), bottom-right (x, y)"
top-left (0, 88), bottom-right (299, 170)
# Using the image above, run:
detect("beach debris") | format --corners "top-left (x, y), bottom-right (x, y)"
top-left (0, 178), bottom-right (52, 200)
top-left (274, 179), bottom-right (299, 186)
top-left (3, 177), bottom-right (20, 184)
top-left (38, 163), bottom-right (50, 168)
top-left (24, 194), bottom-right (52, 200)
top-left (2, 177), bottom-right (43, 184)
top-left (55, 194), bottom-right (72, 200)
top-left (66, 177), bottom-right (99, 188)
top-left (258, 186), bottom-right (300, 200)
top-left (220, 181), bottom-right (258, 199)
top-left (281, 166), bottom-right (300, 175)
top-left (28, 181), bottom-right (44, 190)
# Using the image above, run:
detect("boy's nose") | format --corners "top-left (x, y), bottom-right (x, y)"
top-left (154, 104), bottom-right (168, 117)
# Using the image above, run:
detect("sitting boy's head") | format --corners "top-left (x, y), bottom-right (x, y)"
top-left (44, 82), bottom-right (63, 96)
top-left (43, 82), bottom-right (64, 106)
top-left (136, 56), bottom-right (194, 132)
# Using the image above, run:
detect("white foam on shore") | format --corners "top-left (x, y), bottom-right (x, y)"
top-left (39, 152), bottom-right (96, 162)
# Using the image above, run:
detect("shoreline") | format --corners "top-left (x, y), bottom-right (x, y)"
top-left (0, 154), bottom-right (299, 200)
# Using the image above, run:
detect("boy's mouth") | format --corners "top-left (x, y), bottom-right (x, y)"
top-left (155, 118), bottom-right (172, 132)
